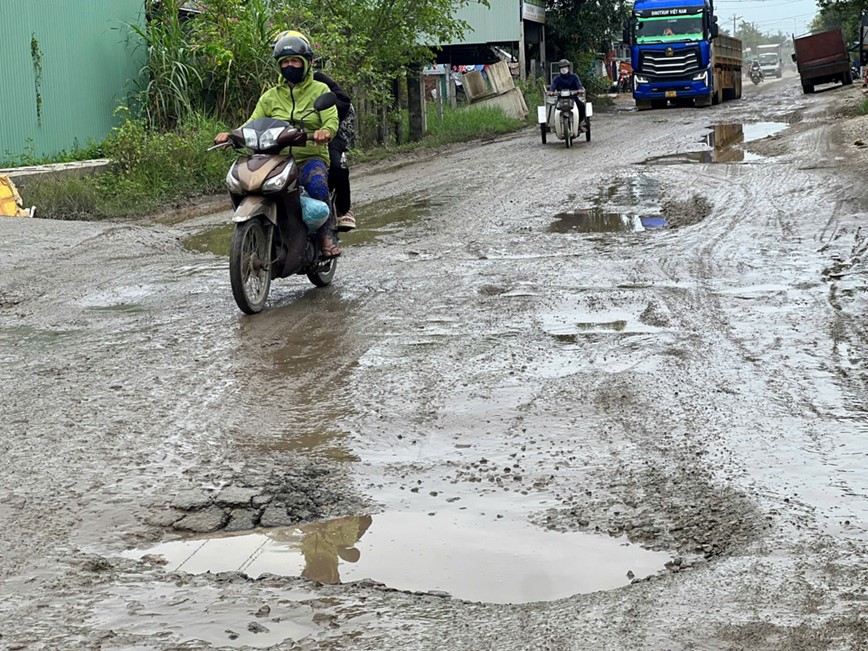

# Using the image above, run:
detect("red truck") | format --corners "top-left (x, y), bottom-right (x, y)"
top-left (792, 28), bottom-right (854, 94)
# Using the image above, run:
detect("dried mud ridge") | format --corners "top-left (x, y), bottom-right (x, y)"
top-left (146, 464), bottom-right (366, 534)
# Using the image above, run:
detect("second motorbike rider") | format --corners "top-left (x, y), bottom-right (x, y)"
top-left (548, 59), bottom-right (587, 131)
top-left (215, 32), bottom-right (341, 258)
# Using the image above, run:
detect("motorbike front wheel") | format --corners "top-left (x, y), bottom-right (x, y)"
top-left (563, 115), bottom-right (572, 149)
top-left (229, 218), bottom-right (272, 314)
top-left (540, 123), bottom-right (547, 144)
top-left (585, 119), bottom-right (591, 142)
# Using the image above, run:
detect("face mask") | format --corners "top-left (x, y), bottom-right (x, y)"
top-left (560, 67), bottom-right (569, 75)
top-left (281, 65), bottom-right (305, 84)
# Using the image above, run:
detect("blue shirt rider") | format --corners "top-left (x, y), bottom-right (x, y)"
top-left (548, 59), bottom-right (587, 129)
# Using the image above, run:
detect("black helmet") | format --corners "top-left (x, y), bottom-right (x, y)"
top-left (558, 59), bottom-right (571, 69)
top-left (273, 33), bottom-right (313, 62)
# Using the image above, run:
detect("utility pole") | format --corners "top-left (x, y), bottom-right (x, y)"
top-left (731, 14), bottom-right (741, 36)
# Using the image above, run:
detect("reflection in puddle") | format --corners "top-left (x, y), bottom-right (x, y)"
top-left (182, 191), bottom-right (456, 255)
top-left (125, 511), bottom-right (670, 604)
top-left (639, 122), bottom-right (787, 165)
top-left (549, 209), bottom-right (666, 233)
top-left (341, 192), bottom-right (454, 246)
top-left (183, 223), bottom-right (233, 256)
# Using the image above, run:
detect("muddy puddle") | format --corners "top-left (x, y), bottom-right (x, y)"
top-left (549, 209), bottom-right (666, 233)
top-left (553, 176), bottom-right (668, 233)
top-left (183, 192), bottom-right (455, 256)
top-left (125, 510), bottom-right (670, 604)
top-left (640, 122), bottom-right (788, 165)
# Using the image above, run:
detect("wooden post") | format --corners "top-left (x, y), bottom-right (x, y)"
top-left (407, 66), bottom-right (426, 142)
top-left (519, 19), bottom-right (527, 82)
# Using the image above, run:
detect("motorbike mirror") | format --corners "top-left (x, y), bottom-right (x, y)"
top-left (314, 92), bottom-right (337, 112)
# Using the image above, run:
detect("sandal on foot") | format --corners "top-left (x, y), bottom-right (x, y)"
top-left (320, 242), bottom-right (342, 259)
top-left (337, 211), bottom-right (356, 232)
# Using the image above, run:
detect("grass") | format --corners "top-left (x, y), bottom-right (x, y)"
top-left (17, 112), bottom-right (234, 220)
top-left (352, 103), bottom-right (527, 164)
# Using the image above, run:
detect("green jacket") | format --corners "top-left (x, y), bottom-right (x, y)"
top-left (248, 73), bottom-right (339, 166)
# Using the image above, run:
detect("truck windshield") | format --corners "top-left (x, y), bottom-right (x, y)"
top-left (759, 54), bottom-right (778, 64)
top-left (635, 13), bottom-right (704, 44)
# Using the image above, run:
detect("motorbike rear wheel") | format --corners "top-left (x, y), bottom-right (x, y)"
top-left (307, 257), bottom-right (338, 287)
top-left (229, 218), bottom-right (272, 314)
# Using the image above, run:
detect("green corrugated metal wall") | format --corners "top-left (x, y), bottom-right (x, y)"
top-left (0, 0), bottom-right (146, 162)
top-left (450, 0), bottom-right (521, 45)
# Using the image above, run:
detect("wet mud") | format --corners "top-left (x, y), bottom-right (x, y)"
top-left (2, 76), bottom-right (868, 650)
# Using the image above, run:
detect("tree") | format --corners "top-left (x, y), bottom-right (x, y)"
top-left (545, 0), bottom-right (630, 62)
top-left (814, 0), bottom-right (867, 42)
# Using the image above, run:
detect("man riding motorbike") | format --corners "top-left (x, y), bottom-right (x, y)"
top-left (215, 33), bottom-right (341, 257)
top-left (749, 60), bottom-right (764, 82)
top-left (548, 59), bottom-right (586, 130)
top-left (272, 30), bottom-right (357, 233)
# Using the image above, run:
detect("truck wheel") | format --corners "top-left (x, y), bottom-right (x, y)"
top-left (843, 70), bottom-right (853, 86)
top-left (801, 81), bottom-right (814, 94)
top-left (696, 94), bottom-right (712, 108)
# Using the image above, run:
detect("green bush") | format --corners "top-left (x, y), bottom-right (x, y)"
top-left (19, 113), bottom-right (233, 220)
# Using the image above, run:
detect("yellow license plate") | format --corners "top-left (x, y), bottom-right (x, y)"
top-left (665, 90), bottom-right (677, 98)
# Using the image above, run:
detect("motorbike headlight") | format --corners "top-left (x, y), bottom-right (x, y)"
top-left (261, 163), bottom-right (292, 193)
top-left (242, 128), bottom-right (259, 149)
top-left (225, 162), bottom-right (244, 194)
top-left (634, 74), bottom-right (649, 84)
top-left (258, 127), bottom-right (285, 150)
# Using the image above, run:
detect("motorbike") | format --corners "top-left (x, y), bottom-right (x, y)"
top-left (749, 65), bottom-right (764, 85)
top-left (538, 89), bottom-right (592, 149)
top-left (213, 92), bottom-right (340, 314)
top-left (618, 71), bottom-right (631, 94)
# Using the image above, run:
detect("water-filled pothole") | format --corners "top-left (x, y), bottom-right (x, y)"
top-left (182, 191), bottom-right (457, 255)
top-left (549, 208), bottom-right (666, 233)
top-left (640, 122), bottom-right (788, 165)
top-left (125, 511), bottom-right (670, 604)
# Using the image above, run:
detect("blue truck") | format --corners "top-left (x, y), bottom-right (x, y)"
top-left (623, 0), bottom-right (742, 109)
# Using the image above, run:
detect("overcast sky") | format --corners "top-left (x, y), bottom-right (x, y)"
top-left (714, 0), bottom-right (818, 36)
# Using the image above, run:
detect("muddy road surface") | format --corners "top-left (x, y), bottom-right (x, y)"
top-left (2, 74), bottom-right (868, 650)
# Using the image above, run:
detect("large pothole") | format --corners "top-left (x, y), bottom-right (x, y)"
top-left (126, 509), bottom-right (671, 604)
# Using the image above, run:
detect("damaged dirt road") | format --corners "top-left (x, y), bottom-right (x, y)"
top-left (2, 73), bottom-right (868, 650)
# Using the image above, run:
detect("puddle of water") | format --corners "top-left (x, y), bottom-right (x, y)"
top-left (0, 325), bottom-right (80, 345)
top-left (341, 193), bottom-right (451, 246)
top-left (124, 511), bottom-right (670, 604)
top-left (183, 223), bottom-right (233, 256)
top-left (182, 191), bottom-right (455, 254)
top-left (549, 208), bottom-right (666, 233)
top-left (541, 306), bottom-right (667, 341)
top-left (85, 303), bottom-right (148, 314)
top-left (639, 122), bottom-right (787, 165)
